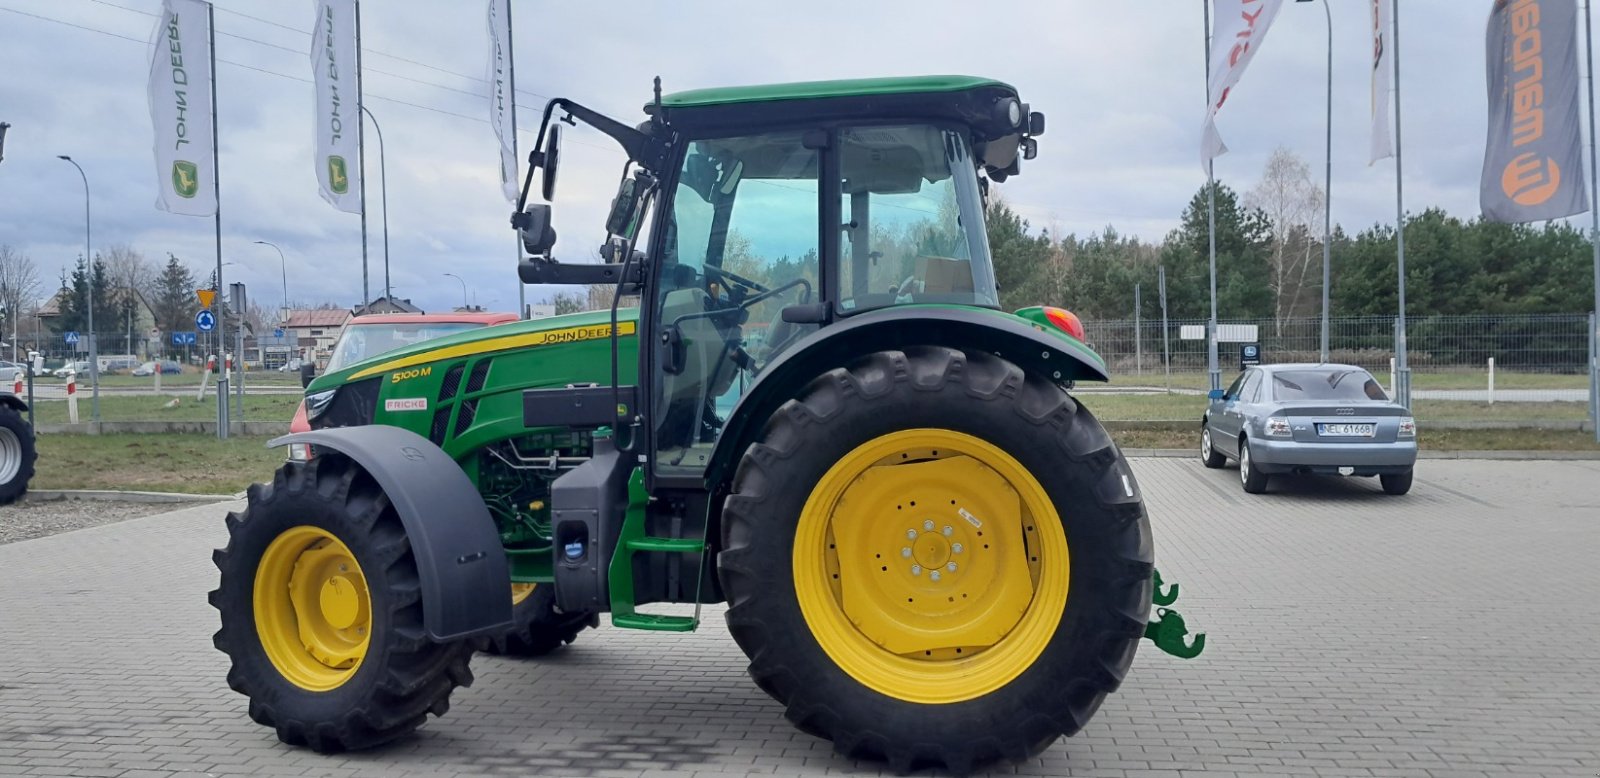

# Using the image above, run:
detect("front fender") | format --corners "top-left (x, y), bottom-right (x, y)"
top-left (0, 395), bottom-right (27, 414)
top-left (268, 426), bottom-right (513, 641)
top-left (704, 305), bottom-right (1108, 488)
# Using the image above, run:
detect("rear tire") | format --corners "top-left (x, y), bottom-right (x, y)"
top-left (0, 406), bottom-right (36, 506)
top-left (1199, 422), bottom-right (1225, 469)
top-left (719, 347), bottom-right (1152, 774)
top-left (1380, 469), bottom-right (1414, 496)
top-left (210, 455), bottom-right (475, 752)
top-left (1239, 438), bottom-right (1269, 494)
top-left (477, 584), bottom-right (596, 657)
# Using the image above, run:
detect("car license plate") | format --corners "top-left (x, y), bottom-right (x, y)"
top-left (1318, 423), bottom-right (1374, 437)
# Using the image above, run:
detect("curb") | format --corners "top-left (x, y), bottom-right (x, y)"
top-left (1122, 448), bottom-right (1600, 461)
top-left (24, 489), bottom-right (238, 504)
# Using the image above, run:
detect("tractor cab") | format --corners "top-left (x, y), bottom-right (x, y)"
top-left (513, 76), bottom-right (1046, 482)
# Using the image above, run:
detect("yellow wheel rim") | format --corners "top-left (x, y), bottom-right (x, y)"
top-left (793, 429), bottom-right (1069, 704)
top-left (510, 582), bottom-right (536, 606)
top-left (253, 526), bottom-right (373, 692)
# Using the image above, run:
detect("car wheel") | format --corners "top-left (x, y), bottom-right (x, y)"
top-left (1380, 469), bottom-right (1413, 496)
top-left (1200, 423), bottom-right (1225, 469)
top-left (1238, 438), bottom-right (1268, 494)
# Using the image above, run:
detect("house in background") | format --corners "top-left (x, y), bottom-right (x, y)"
top-left (351, 295), bottom-right (423, 316)
top-left (35, 286), bottom-right (159, 359)
top-left (282, 308), bottom-right (353, 366)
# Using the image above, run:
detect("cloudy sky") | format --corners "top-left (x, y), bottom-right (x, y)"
top-left (0, 1), bottom-right (1510, 316)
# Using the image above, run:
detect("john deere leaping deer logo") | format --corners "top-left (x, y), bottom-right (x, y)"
top-left (171, 161), bottom-right (199, 199)
top-left (327, 155), bottom-right (349, 194)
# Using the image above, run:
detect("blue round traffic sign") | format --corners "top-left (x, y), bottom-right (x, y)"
top-left (196, 309), bottom-right (216, 332)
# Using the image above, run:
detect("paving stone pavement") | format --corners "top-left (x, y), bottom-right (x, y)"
top-left (1, 458), bottom-right (1597, 777)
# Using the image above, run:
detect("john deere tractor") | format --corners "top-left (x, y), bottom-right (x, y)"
top-left (211, 75), bottom-right (1202, 773)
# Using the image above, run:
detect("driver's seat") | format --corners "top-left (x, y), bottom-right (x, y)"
top-left (656, 287), bottom-right (737, 470)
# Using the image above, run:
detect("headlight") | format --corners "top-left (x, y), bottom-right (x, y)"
top-left (1265, 417), bottom-right (1292, 437)
top-left (1398, 417), bottom-right (1416, 437)
top-left (304, 388), bottom-right (338, 421)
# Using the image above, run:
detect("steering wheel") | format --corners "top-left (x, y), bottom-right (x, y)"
top-left (702, 264), bottom-right (770, 295)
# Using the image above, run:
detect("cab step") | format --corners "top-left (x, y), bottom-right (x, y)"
top-left (624, 536), bottom-right (705, 553)
top-left (611, 613), bottom-right (698, 632)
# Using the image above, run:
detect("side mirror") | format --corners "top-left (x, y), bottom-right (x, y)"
top-left (515, 203), bottom-right (558, 256)
top-left (300, 362), bottom-right (316, 388)
top-left (541, 124), bottom-right (562, 201)
top-left (604, 176), bottom-right (641, 239)
top-left (1207, 389), bottom-right (1225, 401)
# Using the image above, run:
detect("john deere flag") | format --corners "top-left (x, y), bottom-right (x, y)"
top-left (1369, 0), bottom-right (1395, 164)
top-left (487, 0), bottom-right (518, 203)
top-left (1201, 0), bottom-right (1285, 169)
top-left (147, 0), bottom-right (216, 216)
top-left (1482, 0), bottom-right (1588, 223)
top-left (311, 0), bottom-right (362, 214)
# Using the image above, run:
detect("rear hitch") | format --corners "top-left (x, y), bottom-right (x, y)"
top-left (1144, 569), bottom-right (1206, 659)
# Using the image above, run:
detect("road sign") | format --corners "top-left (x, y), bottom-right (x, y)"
top-left (196, 309), bottom-right (216, 332)
top-left (171, 331), bottom-right (197, 346)
top-left (63, 331), bottom-right (79, 345)
top-left (196, 288), bottom-right (216, 309)
top-left (273, 328), bottom-right (284, 339)
top-left (1240, 343), bottom-right (1262, 368)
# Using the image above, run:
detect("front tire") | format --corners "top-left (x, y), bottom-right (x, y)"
top-left (1199, 422), bottom-right (1225, 469)
top-left (719, 347), bottom-right (1152, 774)
top-left (478, 583), bottom-right (596, 657)
top-left (1380, 469), bottom-right (1414, 495)
top-left (210, 455), bottom-right (474, 752)
top-left (0, 406), bottom-right (37, 505)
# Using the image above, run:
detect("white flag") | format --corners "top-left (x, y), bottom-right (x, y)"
top-left (1201, 0), bottom-right (1285, 169)
top-left (1369, 0), bottom-right (1395, 164)
top-left (487, 0), bottom-right (518, 203)
top-left (148, 0), bottom-right (216, 217)
top-left (311, 0), bottom-right (361, 214)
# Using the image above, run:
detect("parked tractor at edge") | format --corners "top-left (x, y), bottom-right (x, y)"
top-left (211, 75), bottom-right (1203, 774)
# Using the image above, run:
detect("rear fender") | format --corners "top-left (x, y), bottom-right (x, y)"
top-left (268, 426), bottom-right (513, 641)
top-left (704, 306), bottom-right (1109, 488)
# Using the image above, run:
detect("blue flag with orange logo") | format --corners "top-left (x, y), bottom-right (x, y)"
top-left (1482, 0), bottom-right (1588, 223)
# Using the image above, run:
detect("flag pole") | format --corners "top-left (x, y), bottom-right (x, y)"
top-left (506, 0), bottom-right (527, 320)
top-left (209, 2), bottom-right (229, 440)
top-left (1586, 0), bottom-right (1600, 442)
top-left (354, 0), bottom-right (369, 310)
top-left (1204, 0), bottom-right (1221, 393)
top-left (1392, 0), bottom-right (1410, 408)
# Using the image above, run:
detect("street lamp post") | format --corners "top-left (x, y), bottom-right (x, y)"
top-left (253, 240), bottom-right (289, 322)
top-left (443, 273), bottom-right (468, 310)
top-left (1297, 0), bottom-right (1333, 363)
top-left (57, 155), bottom-right (99, 422)
top-left (360, 105), bottom-right (391, 304)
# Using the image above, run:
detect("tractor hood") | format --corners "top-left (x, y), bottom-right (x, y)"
top-left (308, 308), bottom-right (639, 395)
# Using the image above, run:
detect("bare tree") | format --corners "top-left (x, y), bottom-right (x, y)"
top-left (1245, 147), bottom-right (1325, 330)
top-left (0, 244), bottom-right (42, 359)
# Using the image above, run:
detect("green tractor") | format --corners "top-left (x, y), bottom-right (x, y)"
top-left (211, 75), bottom-right (1201, 773)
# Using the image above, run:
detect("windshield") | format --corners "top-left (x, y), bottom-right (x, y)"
top-left (1270, 369), bottom-right (1389, 402)
top-left (326, 322), bottom-right (487, 372)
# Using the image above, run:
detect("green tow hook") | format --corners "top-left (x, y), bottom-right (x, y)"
top-left (1144, 607), bottom-right (1206, 659)
top-left (1152, 569), bottom-right (1180, 606)
top-left (1144, 569), bottom-right (1205, 658)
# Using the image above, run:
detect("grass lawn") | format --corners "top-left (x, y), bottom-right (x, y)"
top-left (70, 371), bottom-right (303, 389)
top-left (31, 434), bottom-right (285, 494)
top-left (1105, 423), bottom-right (1600, 452)
top-left (1079, 392), bottom-right (1588, 422)
top-left (28, 393), bottom-right (301, 423)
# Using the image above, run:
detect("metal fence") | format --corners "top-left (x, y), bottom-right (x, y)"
top-left (1083, 314), bottom-right (1594, 410)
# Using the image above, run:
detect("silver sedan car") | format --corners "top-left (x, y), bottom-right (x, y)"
top-left (1200, 363), bottom-right (1417, 495)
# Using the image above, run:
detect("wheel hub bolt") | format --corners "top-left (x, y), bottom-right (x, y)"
top-left (947, 562), bottom-right (957, 573)
top-left (911, 564), bottom-right (922, 576)
top-left (901, 547), bottom-right (912, 558)
top-left (942, 525), bottom-right (953, 537)
top-left (930, 570), bottom-right (942, 582)
top-left (952, 543), bottom-right (963, 554)
top-left (923, 520), bottom-right (934, 531)
top-left (906, 529), bottom-right (918, 540)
